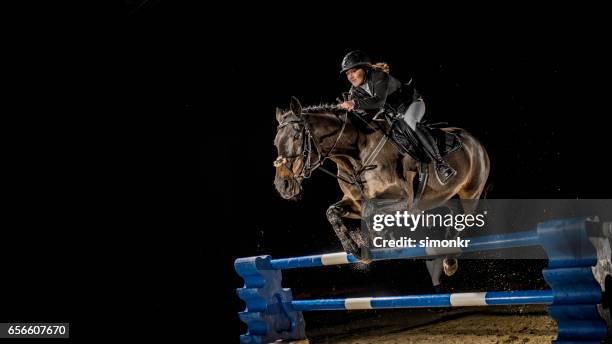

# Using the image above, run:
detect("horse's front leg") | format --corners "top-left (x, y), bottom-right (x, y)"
top-left (326, 198), bottom-right (369, 260)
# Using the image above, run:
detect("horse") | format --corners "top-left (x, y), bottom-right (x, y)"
top-left (273, 97), bottom-right (490, 280)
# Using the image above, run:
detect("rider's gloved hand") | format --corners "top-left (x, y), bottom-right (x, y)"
top-left (338, 101), bottom-right (355, 111)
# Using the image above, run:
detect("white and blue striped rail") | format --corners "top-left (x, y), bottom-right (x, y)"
top-left (291, 290), bottom-right (554, 311)
top-left (269, 229), bottom-right (541, 270)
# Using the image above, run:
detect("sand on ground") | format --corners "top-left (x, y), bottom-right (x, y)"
top-left (304, 306), bottom-right (556, 344)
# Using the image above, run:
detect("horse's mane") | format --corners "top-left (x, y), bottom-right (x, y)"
top-left (301, 104), bottom-right (346, 116)
top-left (300, 103), bottom-right (373, 133)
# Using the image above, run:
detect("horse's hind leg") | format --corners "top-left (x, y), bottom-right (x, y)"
top-left (444, 166), bottom-right (489, 276)
top-left (442, 205), bottom-right (461, 277)
top-left (439, 189), bottom-right (485, 277)
top-left (426, 258), bottom-right (444, 289)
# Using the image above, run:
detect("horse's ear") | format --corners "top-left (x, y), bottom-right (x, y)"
top-left (275, 107), bottom-right (284, 123)
top-left (290, 96), bottom-right (302, 116)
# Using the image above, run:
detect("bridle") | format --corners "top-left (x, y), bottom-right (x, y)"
top-left (274, 111), bottom-right (348, 183)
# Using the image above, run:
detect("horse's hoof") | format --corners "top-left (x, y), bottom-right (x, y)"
top-left (339, 239), bottom-right (359, 257)
top-left (359, 246), bottom-right (372, 264)
top-left (443, 258), bottom-right (458, 276)
top-left (346, 247), bottom-right (365, 261)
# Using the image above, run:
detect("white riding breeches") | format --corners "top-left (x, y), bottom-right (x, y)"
top-left (402, 99), bottom-right (426, 130)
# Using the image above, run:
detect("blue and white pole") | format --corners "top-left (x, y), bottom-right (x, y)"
top-left (291, 290), bottom-right (555, 311)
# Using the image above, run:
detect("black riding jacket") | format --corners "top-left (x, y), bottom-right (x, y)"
top-left (348, 68), bottom-right (419, 119)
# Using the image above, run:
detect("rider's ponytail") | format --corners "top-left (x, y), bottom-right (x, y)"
top-left (370, 62), bottom-right (390, 74)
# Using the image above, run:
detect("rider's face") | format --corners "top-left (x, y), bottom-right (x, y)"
top-left (346, 68), bottom-right (365, 87)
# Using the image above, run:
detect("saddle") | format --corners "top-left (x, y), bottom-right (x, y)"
top-left (431, 124), bottom-right (463, 156)
top-left (392, 121), bottom-right (463, 163)
top-left (348, 111), bottom-right (463, 163)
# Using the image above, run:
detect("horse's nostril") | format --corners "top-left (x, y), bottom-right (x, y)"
top-left (283, 179), bottom-right (289, 189)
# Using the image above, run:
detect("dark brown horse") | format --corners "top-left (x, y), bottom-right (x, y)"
top-left (274, 97), bottom-right (490, 278)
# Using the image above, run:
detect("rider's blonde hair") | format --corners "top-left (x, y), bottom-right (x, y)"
top-left (370, 62), bottom-right (390, 74)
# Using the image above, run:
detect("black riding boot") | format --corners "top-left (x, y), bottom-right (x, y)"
top-left (389, 119), bottom-right (416, 156)
top-left (414, 125), bottom-right (457, 184)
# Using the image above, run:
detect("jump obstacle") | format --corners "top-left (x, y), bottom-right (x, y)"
top-left (235, 218), bottom-right (612, 343)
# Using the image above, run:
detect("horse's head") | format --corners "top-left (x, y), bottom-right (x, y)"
top-left (273, 97), bottom-right (308, 200)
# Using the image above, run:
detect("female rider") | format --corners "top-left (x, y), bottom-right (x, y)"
top-left (337, 50), bottom-right (456, 184)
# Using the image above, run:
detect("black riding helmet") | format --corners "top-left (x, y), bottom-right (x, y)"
top-left (340, 50), bottom-right (372, 74)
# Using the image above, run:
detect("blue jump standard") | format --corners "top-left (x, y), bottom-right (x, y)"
top-left (235, 218), bottom-right (612, 344)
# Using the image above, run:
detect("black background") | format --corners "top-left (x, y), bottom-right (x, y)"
top-left (196, 7), bottom-right (612, 341)
top-left (2, 1), bottom-right (611, 342)
top-left (200, 10), bottom-right (612, 344)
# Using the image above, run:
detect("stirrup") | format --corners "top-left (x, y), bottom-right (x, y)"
top-left (434, 163), bottom-right (457, 185)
